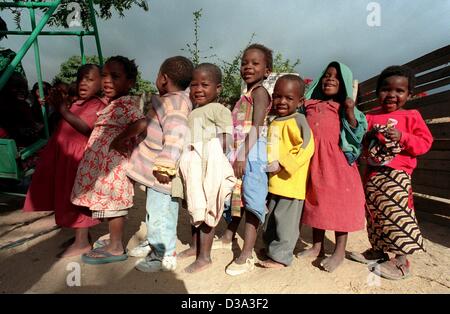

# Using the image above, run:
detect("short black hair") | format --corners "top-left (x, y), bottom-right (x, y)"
top-left (76, 63), bottom-right (101, 84)
top-left (160, 56), bottom-right (194, 90)
top-left (243, 43), bottom-right (273, 72)
top-left (106, 56), bottom-right (138, 82)
top-left (277, 74), bottom-right (305, 97)
top-left (376, 65), bottom-right (415, 95)
top-left (194, 63), bottom-right (222, 84)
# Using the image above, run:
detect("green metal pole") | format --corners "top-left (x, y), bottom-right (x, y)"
top-left (1, 30), bottom-right (95, 36)
top-left (0, 1), bottom-right (60, 90)
top-left (29, 7), bottom-right (49, 139)
top-left (80, 35), bottom-right (86, 65)
top-left (87, 0), bottom-right (103, 66)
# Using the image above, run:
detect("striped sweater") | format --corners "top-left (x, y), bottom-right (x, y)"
top-left (127, 90), bottom-right (192, 194)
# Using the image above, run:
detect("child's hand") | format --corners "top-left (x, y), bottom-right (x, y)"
top-left (344, 97), bottom-right (355, 110)
top-left (153, 170), bottom-right (171, 184)
top-left (233, 160), bottom-right (246, 179)
top-left (386, 128), bottom-right (402, 142)
top-left (109, 137), bottom-right (128, 156)
top-left (48, 88), bottom-right (69, 113)
top-left (267, 161), bottom-right (282, 174)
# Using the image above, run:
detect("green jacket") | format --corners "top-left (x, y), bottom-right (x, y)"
top-left (303, 61), bottom-right (367, 165)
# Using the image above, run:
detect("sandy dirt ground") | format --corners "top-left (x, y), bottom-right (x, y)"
top-left (1, 189), bottom-right (449, 294)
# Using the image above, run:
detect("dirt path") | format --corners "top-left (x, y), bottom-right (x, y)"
top-left (1, 189), bottom-right (449, 294)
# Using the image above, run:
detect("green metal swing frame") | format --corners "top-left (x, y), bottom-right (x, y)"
top-left (0, 0), bottom-right (103, 183)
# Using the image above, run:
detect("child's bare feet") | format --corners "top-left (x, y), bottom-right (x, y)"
top-left (320, 252), bottom-right (344, 272)
top-left (184, 258), bottom-right (212, 273)
top-left (259, 258), bottom-right (285, 268)
top-left (178, 247), bottom-right (196, 259)
top-left (297, 246), bottom-right (325, 258)
top-left (59, 243), bottom-right (92, 258)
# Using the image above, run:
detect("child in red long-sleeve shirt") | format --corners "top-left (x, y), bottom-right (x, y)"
top-left (349, 65), bottom-right (433, 280)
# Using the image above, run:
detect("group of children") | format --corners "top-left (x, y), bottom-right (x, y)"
top-left (20, 43), bottom-right (433, 281)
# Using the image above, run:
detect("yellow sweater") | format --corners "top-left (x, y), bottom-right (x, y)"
top-left (267, 112), bottom-right (314, 199)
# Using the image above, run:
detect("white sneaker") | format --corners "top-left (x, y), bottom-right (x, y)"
top-left (128, 240), bottom-right (151, 257)
top-left (135, 252), bottom-right (177, 272)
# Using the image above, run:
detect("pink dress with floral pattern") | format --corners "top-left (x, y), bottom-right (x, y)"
top-left (71, 96), bottom-right (145, 212)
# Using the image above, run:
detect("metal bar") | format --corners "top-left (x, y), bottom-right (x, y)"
top-left (0, 0), bottom-right (60, 90)
top-left (87, 0), bottom-right (103, 65)
top-left (0, 2), bottom-right (59, 8)
top-left (0, 30), bottom-right (95, 36)
top-left (80, 35), bottom-right (86, 65)
top-left (29, 8), bottom-right (49, 139)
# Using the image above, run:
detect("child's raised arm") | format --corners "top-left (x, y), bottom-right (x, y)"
top-left (48, 88), bottom-right (92, 136)
top-left (234, 86), bottom-right (270, 178)
top-left (395, 111), bottom-right (433, 156)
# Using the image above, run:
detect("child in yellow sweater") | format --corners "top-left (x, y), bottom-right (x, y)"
top-left (261, 74), bottom-right (314, 268)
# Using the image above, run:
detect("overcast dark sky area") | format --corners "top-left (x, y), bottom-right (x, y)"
top-left (2, 0), bottom-right (449, 86)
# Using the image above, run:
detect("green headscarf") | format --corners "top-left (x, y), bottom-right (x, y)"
top-left (304, 61), bottom-right (367, 165)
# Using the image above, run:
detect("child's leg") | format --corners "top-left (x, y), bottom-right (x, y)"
top-left (146, 188), bottom-right (179, 258)
top-left (185, 223), bottom-right (215, 273)
top-left (219, 215), bottom-right (241, 243)
top-left (60, 227), bottom-right (91, 257)
top-left (320, 231), bottom-right (347, 272)
top-left (234, 210), bottom-right (259, 264)
top-left (178, 226), bottom-right (198, 259)
top-left (261, 197), bottom-right (303, 268)
top-left (106, 216), bottom-right (126, 254)
top-left (297, 227), bottom-right (325, 258)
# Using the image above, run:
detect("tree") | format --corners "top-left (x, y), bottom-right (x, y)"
top-left (53, 55), bottom-right (157, 96)
top-left (182, 9), bottom-right (301, 106)
top-left (1, 0), bottom-right (149, 29)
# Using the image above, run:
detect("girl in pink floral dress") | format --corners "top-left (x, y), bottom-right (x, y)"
top-left (71, 56), bottom-right (147, 264)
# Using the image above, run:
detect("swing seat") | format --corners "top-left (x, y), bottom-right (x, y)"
top-left (0, 138), bottom-right (47, 180)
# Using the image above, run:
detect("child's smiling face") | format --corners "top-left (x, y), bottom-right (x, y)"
top-left (378, 75), bottom-right (411, 112)
top-left (272, 78), bottom-right (304, 117)
top-left (102, 61), bottom-right (134, 99)
top-left (240, 48), bottom-right (270, 86)
top-left (189, 69), bottom-right (221, 106)
top-left (321, 66), bottom-right (340, 97)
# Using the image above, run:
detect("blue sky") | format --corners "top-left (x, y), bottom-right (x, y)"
top-left (2, 0), bottom-right (450, 86)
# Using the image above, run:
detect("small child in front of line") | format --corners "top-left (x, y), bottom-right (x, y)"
top-left (71, 56), bottom-right (147, 264)
top-left (349, 65), bottom-right (433, 280)
top-left (214, 44), bottom-right (273, 276)
top-left (260, 75), bottom-right (314, 268)
top-left (24, 64), bottom-right (106, 257)
top-left (298, 61), bottom-right (367, 272)
top-left (127, 56), bottom-right (194, 272)
top-left (178, 63), bottom-right (236, 273)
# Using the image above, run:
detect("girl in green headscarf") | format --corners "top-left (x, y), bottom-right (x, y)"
top-left (297, 61), bottom-right (366, 272)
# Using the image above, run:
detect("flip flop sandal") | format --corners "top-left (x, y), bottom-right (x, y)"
top-left (348, 249), bottom-right (389, 264)
top-left (82, 248), bottom-right (128, 265)
top-left (372, 258), bottom-right (411, 280)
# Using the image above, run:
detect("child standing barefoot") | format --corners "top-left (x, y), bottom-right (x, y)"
top-left (260, 75), bottom-right (314, 268)
top-left (349, 66), bottom-right (433, 280)
top-left (178, 63), bottom-right (236, 273)
top-left (71, 56), bottom-right (147, 264)
top-left (298, 61), bottom-right (367, 272)
top-left (23, 64), bottom-right (105, 257)
top-left (214, 44), bottom-right (273, 276)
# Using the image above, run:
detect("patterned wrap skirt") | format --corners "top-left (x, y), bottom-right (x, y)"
top-left (365, 167), bottom-right (425, 255)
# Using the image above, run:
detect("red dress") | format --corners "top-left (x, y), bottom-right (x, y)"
top-left (301, 99), bottom-right (365, 232)
top-left (23, 97), bottom-right (106, 228)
